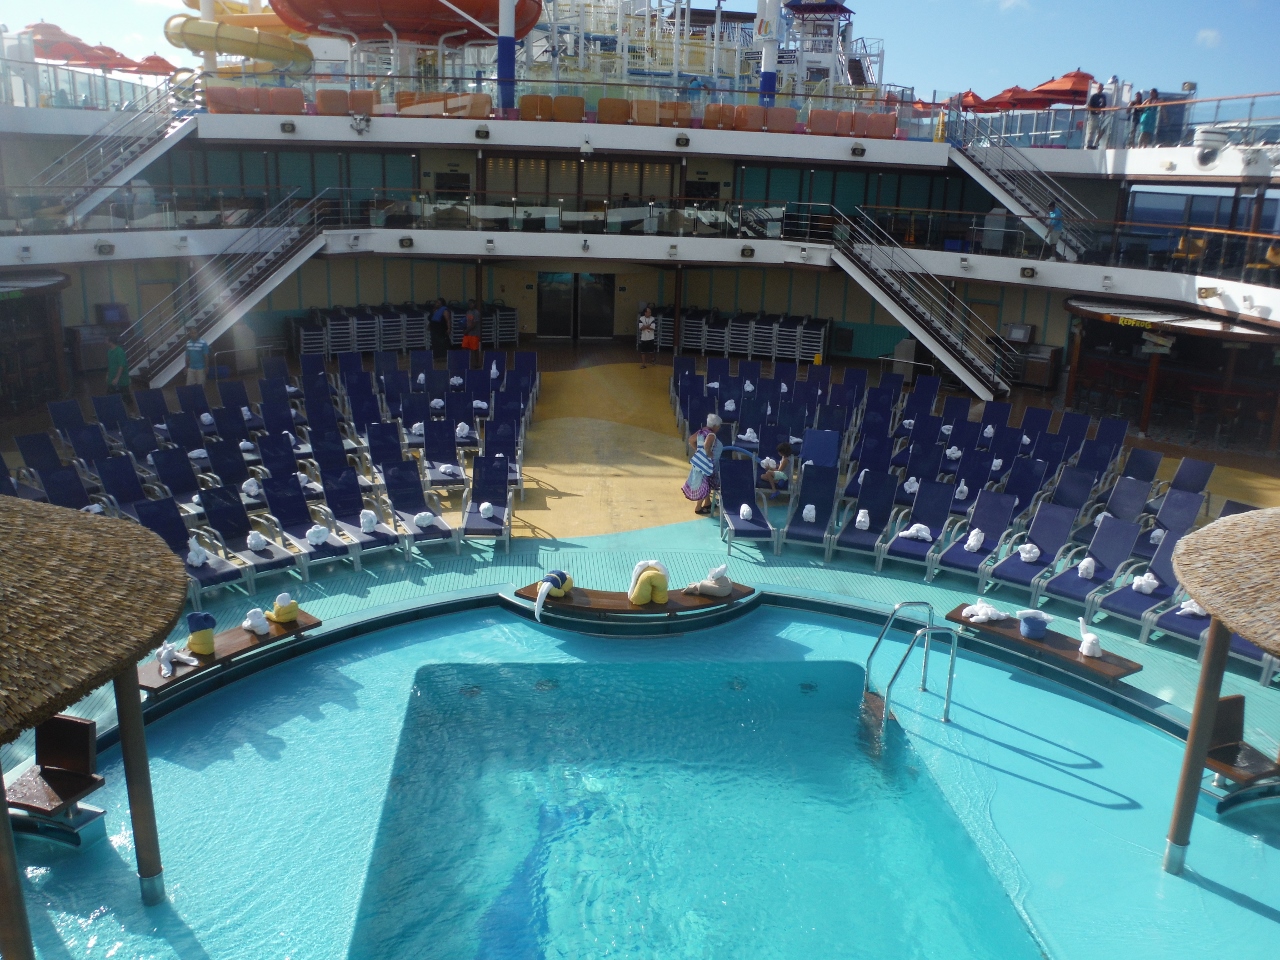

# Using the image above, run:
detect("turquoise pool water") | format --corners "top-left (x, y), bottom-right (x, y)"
top-left (14, 605), bottom-right (1280, 959)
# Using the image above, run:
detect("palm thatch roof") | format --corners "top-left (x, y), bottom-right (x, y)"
top-left (0, 496), bottom-right (187, 744)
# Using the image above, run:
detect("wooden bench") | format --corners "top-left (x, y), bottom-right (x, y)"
top-left (515, 582), bottom-right (753, 621)
top-left (6, 716), bottom-right (105, 818)
top-left (137, 609), bottom-right (322, 694)
top-left (1206, 694), bottom-right (1280, 784)
top-left (945, 603), bottom-right (1142, 684)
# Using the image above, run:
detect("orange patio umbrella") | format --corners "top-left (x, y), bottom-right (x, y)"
top-left (25, 22), bottom-right (97, 62)
top-left (131, 55), bottom-right (178, 76)
top-left (987, 85), bottom-right (1055, 111)
top-left (1029, 69), bottom-right (1095, 106)
top-left (952, 89), bottom-right (998, 113)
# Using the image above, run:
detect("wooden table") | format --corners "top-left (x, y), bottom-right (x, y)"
top-left (137, 610), bottom-right (322, 693)
top-left (514, 582), bottom-right (754, 621)
top-left (945, 604), bottom-right (1142, 684)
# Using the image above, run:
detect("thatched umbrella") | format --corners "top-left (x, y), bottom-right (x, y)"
top-left (1163, 507), bottom-right (1280, 873)
top-left (0, 497), bottom-right (187, 959)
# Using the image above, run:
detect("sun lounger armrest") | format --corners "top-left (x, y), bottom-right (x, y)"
top-left (251, 513), bottom-right (285, 544)
top-left (309, 503), bottom-right (337, 529)
top-left (427, 490), bottom-right (445, 513)
top-left (1057, 544), bottom-right (1087, 571)
top-left (941, 516), bottom-right (965, 542)
top-left (1151, 479), bottom-right (1171, 498)
top-left (197, 472), bottom-right (221, 489)
top-left (93, 493), bottom-right (119, 516)
top-left (1114, 559), bottom-right (1146, 584)
top-left (191, 527), bottom-right (225, 557)
top-left (248, 465), bottom-right (270, 480)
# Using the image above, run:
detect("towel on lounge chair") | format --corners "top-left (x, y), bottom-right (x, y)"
top-left (456, 422), bottom-right (471, 439)
top-left (992, 459), bottom-right (1003, 471)
top-left (760, 457), bottom-right (777, 471)
top-left (243, 608), bottom-right (270, 635)
top-left (743, 381), bottom-right (755, 393)
top-left (413, 511), bottom-right (434, 528)
top-left (739, 504), bottom-right (753, 521)
top-left (940, 424), bottom-right (952, 436)
top-left (412, 422), bottom-right (425, 435)
top-left (898, 523), bottom-right (932, 541)
top-left (945, 445), bottom-right (962, 460)
top-left (247, 530), bottom-right (268, 551)
top-left (491, 362), bottom-right (500, 380)
top-left (956, 480), bottom-right (969, 500)
top-left (242, 478), bottom-right (262, 497)
top-left (284, 430), bottom-right (300, 448)
top-left (306, 524), bottom-right (330, 546)
top-left (706, 381), bottom-right (719, 389)
top-left (1176, 599), bottom-right (1207, 616)
top-left (855, 509), bottom-right (870, 530)
top-left (473, 400), bottom-right (488, 410)
top-left (360, 509), bottom-right (377, 533)
top-left (964, 528), bottom-right (984, 552)
top-left (417, 373), bottom-right (426, 385)
top-left (1021, 434), bottom-right (1031, 446)
top-left (901, 419), bottom-right (914, 430)
top-left (738, 428), bottom-right (758, 442)
top-left (479, 501), bottom-right (494, 518)
top-left (856, 468), bottom-right (868, 485)
top-left (450, 376), bottom-right (463, 386)
top-left (188, 449), bottom-right (207, 459)
top-left (802, 504), bottom-right (816, 523)
top-left (789, 435), bottom-right (804, 445)
top-left (1077, 557), bottom-right (1096, 579)
top-left (962, 600), bottom-right (1006, 623)
top-left (430, 398), bottom-right (444, 410)
top-left (81, 504), bottom-right (104, 514)
top-left (724, 399), bottom-right (736, 413)
top-left (1018, 543), bottom-right (1041, 562)
top-left (1093, 511), bottom-right (1112, 527)
top-left (241, 406), bottom-right (253, 420)
top-left (239, 440), bottom-right (254, 452)
top-left (186, 536), bottom-right (209, 567)
top-left (903, 477), bottom-right (920, 495)
top-left (296, 472), bottom-right (311, 486)
top-left (1149, 528), bottom-right (1166, 545)
top-left (779, 383), bottom-right (788, 394)
top-left (1131, 572), bottom-right (1159, 594)
top-left (983, 424), bottom-right (995, 439)
top-left (200, 412), bottom-right (214, 426)
top-left (439, 463), bottom-right (464, 478)
top-left (157, 640), bottom-right (200, 678)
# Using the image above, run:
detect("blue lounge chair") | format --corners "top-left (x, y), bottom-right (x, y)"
top-left (1003, 457), bottom-right (1049, 525)
top-left (939, 395), bottom-right (972, 428)
top-left (1056, 411), bottom-right (1092, 462)
top-left (986, 426), bottom-right (1023, 481)
top-left (1093, 417), bottom-right (1129, 462)
top-left (1027, 432), bottom-right (1067, 476)
top-left (257, 433), bottom-right (324, 501)
top-left (177, 384), bottom-right (217, 435)
top-left (199, 484), bottom-right (298, 590)
top-left (928, 490), bottom-right (1018, 583)
top-left (262, 356), bottom-right (298, 393)
top-left (308, 431), bottom-right (373, 493)
top-left (260, 474), bottom-right (354, 575)
top-left (380, 461), bottom-right (455, 558)
top-left (399, 394), bottom-right (432, 451)
top-left (826, 470), bottom-right (899, 562)
top-left (1089, 531), bottom-right (1179, 625)
top-left (949, 449), bottom-right (994, 514)
top-left (165, 412), bottom-right (210, 460)
top-left (204, 439), bottom-right (265, 510)
top-left (67, 425), bottom-right (115, 481)
top-left (738, 359), bottom-right (762, 384)
top-left (1217, 499), bottom-right (1257, 519)
top-left (210, 406), bottom-right (257, 451)
top-left (135, 497), bottom-right (245, 609)
top-left (447, 350), bottom-right (471, 378)
top-left (17, 432), bottom-right (66, 476)
top-left (1036, 515), bottom-right (1141, 608)
top-left (1132, 488), bottom-right (1204, 561)
top-left (1116, 448), bottom-right (1161, 486)
top-left (878, 479), bottom-right (956, 573)
top-left (48, 399), bottom-right (93, 449)
top-left (319, 467), bottom-right (399, 564)
top-left (217, 380), bottom-right (265, 431)
top-left (777, 464), bottom-right (838, 555)
top-left (420, 420), bottom-right (467, 492)
top-left (364, 422), bottom-right (405, 474)
top-left (120, 419), bottom-right (161, 468)
top-left (461, 454), bottom-right (513, 553)
top-left (150, 446), bottom-right (210, 513)
top-left (1, 452), bottom-right (46, 502)
top-left (484, 431), bottom-right (524, 500)
top-left (718, 458), bottom-right (775, 554)
top-left (844, 432), bottom-right (892, 499)
top-left (90, 394), bottom-right (130, 443)
top-left (983, 502), bottom-right (1076, 595)
top-left (338, 351), bottom-right (365, 380)
top-left (375, 350), bottom-right (399, 380)
top-left (894, 375), bottom-right (941, 438)
top-left (1017, 406), bottom-right (1053, 445)
top-left (261, 398), bottom-right (307, 449)
top-left (1072, 475), bottom-right (1150, 542)
top-left (1033, 464), bottom-right (1098, 524)
top-left (40, 466), bottom-right (96, 512)
top-left (382, 370), bottom-right (411, 419)
top-left (891, 415), bottom-right (941, 467)
top-left (96, 454), bottom-right (154, 520)
top-left (1147, 458), bottom-right (1214, 514)
top-left (259, 379), bottom-right (305, 424)
top-left (513, 351), bottom-right (539, 400)
top-left (977, 401), bottom-right (1012, 447)
top-left (940, 419), bottom-right (981, 460)
top-left (799, 429), bottom-right (841, 469)
top-left (299, 353), bottom-right (328, 385)
top-left (446, 393), bottom-right (480, 449)
top-left (134, 388), bottom-right (174, 430)
top-left (894, 443), bottom-right (944, 505)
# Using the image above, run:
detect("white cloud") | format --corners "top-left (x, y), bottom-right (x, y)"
top-left (1195, 28), bottom-right (1222, 48)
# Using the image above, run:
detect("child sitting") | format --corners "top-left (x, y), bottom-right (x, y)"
top-left (760, 442), bottom-right (792, 497)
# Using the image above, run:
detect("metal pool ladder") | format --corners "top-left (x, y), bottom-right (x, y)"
top-left (863, 601), bottom-right (960, 739)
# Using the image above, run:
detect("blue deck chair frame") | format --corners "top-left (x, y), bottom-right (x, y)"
top-left (928, 490), bottom-right (1018, 583)
top-left (878, 480), bottom-right (957, 573)
top-left (982, 501), bottom-right (1077, 596)
top-left (379, 461), bottom-right (456, 558)
top-left (777, 464), bottom-right (839, 555)
top-left (135, 496), bottom-right (245, 609)
top-left (718, 457), bottom-right (775, 554)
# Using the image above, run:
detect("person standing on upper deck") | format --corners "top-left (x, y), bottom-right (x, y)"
top-left (1085, 83), bottom-right (1108, 149)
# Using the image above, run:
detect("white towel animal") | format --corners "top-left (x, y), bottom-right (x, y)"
top-left (1149, 528), bottom-right (1166, 545)
top-left (157, 641), bottom-right (200, 678)
top-left (1176, 598), bottom-right (1207, 617)
top-left (802, 459), bottom-right (813, 467)
top-left (723, 399), bottom-right (736, 413)
top-left (296, 471), bottom-right (311, 487)
top-left (1077, 557), bottom-right (1096, 579)
top-left (241, 478), bottom-right (262, 497)
top-left (955, 480), bottom-right (969, 501)
top-left (283, 430), bottom-right (299, 447)
top-left (991, 459), bottom-right (1003, 472)
top-left (412, 421), bottom-right (425, 436)
top-left (1017, 543), bottom-right (1041, 562)
top-left (903, 476), bottom-right (920, 495)
top-left (305, 524), bottom-right (330, 546)
top-left (964, 528), bottom-right (985, 552)
top-left (1131, 572), bottom-right (1160, 595)
top-left (760, 457), bottom-right (778, 471)
top-left (857, 468), bottom-right (868, 485)
top-left (479, 501), bottom-right (494, 518)
top-left (945, 445), bottom-right (962, 460)
top-left (898, 523), bottom-right (932, 541)
top-left (739, 504), bottom-right (753, 521)
top-left (1078, 618), bottom-right (1102, 657)
top-left (456, 422), bottom-right (471, 439)
top-left (738, 428), bottom-right (758, 443)
top-left (413, 511), bottom-right (435, 529)
top-left (962, 600), bottom-right (1006, 623)
top-left (743, 380), bottom-right (755, 393)
top-left (359, 509), bottom-right (377, 533)
top-left (473, 400), bottom-right (489, 410)
top-left (239, 440), bottom-right (255, 452)
top-left (901, 419), bottom-right (915, 430)
top-left (1093, 510), bottom-right (1112, 527)
top-left (491, 361), bottom-right (500, 380)
top-left (242, 608), bottom-right (271, 635)
top-left (628, 560), bottom-right (671, 598)
top-left (450, 376), bottom-right (464, 387)
top-left (186, 536), bottom-right (209, 567)
top-left (1016, 609), bottom-right (1053, 623)
top-left (1021, 434), bottom-right (1031, 446)
top-left (417, 372), bottom-right (426, 385)
top-left (789, 436), bottom-right (804, 445)
top-left (802, 504), bottom-right (817, 523)
top-left (188, 448), bottom-right (207, 460)
top-left (192, 494), bottom-right (200, 506)
top-left (683, 563), bottom-right (732, 597)
top-left (766, 403), bottom-right (772, 417)
top-left (246, 530), bottom-right (269, 551)
top-left (940, 424), bottom-right (953, 436)
top-left (80, 503), bottom-right (104, 514)
top-left (200, 412), bottom-right (214, 426)
top-left (706, 381), bottom-right (719, 389)
top-left (855, 509), bottom-right (870, 530)
top-left (439, 463), bottom-right (464, 478)
top-left (241, 406), bottom-right (253, 420)
top-left (779, 382), bottom-right (788, 394)
top-left (430, 398), bottom-right (445, 410)
top-left (983, 424), bottom-right (995, 439)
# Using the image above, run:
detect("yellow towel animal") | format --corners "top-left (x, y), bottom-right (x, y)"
top-left (186, 611), bottom-right (217, 656)
top-left (265, 592), bottom-right (300, 623)
top-left (628, 560), bottom-right (670, 605)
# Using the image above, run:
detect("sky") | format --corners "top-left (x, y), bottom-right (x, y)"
top-left (1, 0), bottom-right (1276, 100)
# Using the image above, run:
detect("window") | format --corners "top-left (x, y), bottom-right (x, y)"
top-left (486, 157), bottom-right (516, 201)
top-left (277, 152), bottom-right (313, 198)
top-left (385, 154), bottom-right (415, 195)
top-left (642, 162), bottom-right (673, 200)
top-left (517, 158), bottom-right (547, 203)
top-left (206, 150), bottom-right (241, 193)
top-left (548, 160), bottom-right (578, 205)
top-left (739, 166), bottom-right (768, 204)
top-left (767, 167), bottom-right (801, 203)
top-left (833, 171), bottom-right (865, 215)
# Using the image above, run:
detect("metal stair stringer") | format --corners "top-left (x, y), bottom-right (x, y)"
top-left (64, 117), bottom-right (197, 221)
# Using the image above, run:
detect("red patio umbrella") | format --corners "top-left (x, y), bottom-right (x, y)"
top-left (131, 55), bottom-right (178, 76)
top-left (85, 45), bottom-right (142, 72)
top-left (952, 89), bottom-right (998, 113)
top-left (1029, 69), bottom-right (1095, 106)
top-left (986, 85), bottom-right (1055, 111)
top-left (26, 22), bottom-right (97, 63)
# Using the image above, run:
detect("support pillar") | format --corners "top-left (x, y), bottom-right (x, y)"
top-left (1164, 616), bottom-right (1232, 874)
top-left (0, 780), bottom-right (36, 960)
top-left (1138, 350), bottom-right (1161, 435)
top-left (198, 0), bottom-right (217, 73)
top-left (497, 0), bottom-right (517, 112)
top-left (113, 669), bottom-right (165, 905)
top-left (1063, 318), bottom-right (1083, 410)
top-left (757, 0), bottom-right (779, 106)
top-left (672, 265), bottom-right (683, 356)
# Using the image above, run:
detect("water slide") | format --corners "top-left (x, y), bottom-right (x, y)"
top-left (165, 0), bottom-right (312, 72)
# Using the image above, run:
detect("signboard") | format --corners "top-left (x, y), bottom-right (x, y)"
top-left (742, 50), bottom-right (798, 63)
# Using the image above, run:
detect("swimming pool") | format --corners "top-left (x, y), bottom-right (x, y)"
top-left (15, 605), bottom-right (1280, 959)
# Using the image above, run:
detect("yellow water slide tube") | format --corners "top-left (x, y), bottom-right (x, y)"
top-left (165, 6), bottom-right (312, 72)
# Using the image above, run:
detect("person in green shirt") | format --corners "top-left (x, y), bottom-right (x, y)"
top-left (105, 334), bottom-right (132, 407)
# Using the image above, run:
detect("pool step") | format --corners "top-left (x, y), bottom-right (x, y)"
top-left (861, 690), bottom-right (893, 726)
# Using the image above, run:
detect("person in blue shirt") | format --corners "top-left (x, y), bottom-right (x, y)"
top-left (428, 298), bottom-right (452, 358)
top-left (184, 326), bottom-right (210, 385)
top-left (1043, 201), bottom-right (1065, 260)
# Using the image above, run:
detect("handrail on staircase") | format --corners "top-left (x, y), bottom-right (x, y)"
top-left (881, 626), bottom-right (960, 738)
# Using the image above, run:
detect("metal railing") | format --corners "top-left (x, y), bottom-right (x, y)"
top-left (783, 203), bottom-right (1016, 395)
top-left (880, 626), bottom-right (960, 738)
top-left (864, 601), bottom-right (935, 698)
top-left (0, 56), bottom-right (156, 111)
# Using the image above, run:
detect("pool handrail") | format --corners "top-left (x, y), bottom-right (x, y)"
top-left (864, 600), bottom-right (935, 698)
top-left (883, 625), bottom-right (961, 738)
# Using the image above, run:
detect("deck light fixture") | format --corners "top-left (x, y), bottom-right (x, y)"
top-left (280, 121), bottom-right (296, 133)
top-left (1020, 266), bottom-right (1037, 279)
top-left (668, 244), bottom-right (678, 258)
top-left (475, 124), bottom-right (490, 139)
top-left (741, 245), bottom-right (755, 258)
top-left (959, 256), bottom-right (970, 271)
top-left (1198, 287), bottom-right (1221, 299)
top-left (1101, 275), bottom-right (1114, 290)
top-left (851, 143), bottom-right (867, 157)
top-left (399, 236), bottom-right (414, 249)
top-left (675, 133), bottom-right (690, 147)
top-left (95, 241), bottom-right (115, 256)
top-left (485, 239), bottom-right (496, 253)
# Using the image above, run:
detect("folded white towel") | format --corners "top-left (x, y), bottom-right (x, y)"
top-left (1176, 598), bottom-right (1207, 617)
top-left (789, 436), bottom-right (804, 445)
top-left (430, 398), bottom-right (444, 410)
top-left (490, 361), bottom-right (500, 380)
top-left (723, 399), bottom-right (736, 412)
top-left (200, 412), bottom-right (214, 426)
top-left (743, 380), bottom-right (755, 393)
top-left (1021, 434), bottom-right (1031, 446)
top-left (855, 509), bottom-right (870, 530)
top-left (1131, 572), bottom-right (1160, 595)
top-left (417, 372), bottom-right (426, 385)
top-left (439, 463), bottom-right (463, 478)
top-left (1018, 543), bottom-right (1041, 562)
top-left (1077, 557), bottom-right (1096, 579)
top-left (964, 528), bottom-right (984, 552)
top-left (857, 468), bottom-right (868, 485)
top-left (192, 494), bottom-right (201, 505)
top-left (241, 478), bottom-right (262, 497)
top-left (955, 480), bottom-right (969, 500)
top-left (305, 524), bottom-right (330, 546)
top-left (1078, 618), bottom-right (1102, 657)
top-left (472, 400), bottom-right (489, 411)
top-left (412, 421), bottom-right (425, 436)
top-left (479, 501), bottom-right (494, 519)
top-left (898, 522), bottom-right (933, 542)
top-left (991, 458), bottom-right (1003, 471)
top-left (455, 422), bottom-right (471, 439)
top-left (1149, 528), bottom-right (1166, 545)
top-left (766, 403), bottom-right (772, 416)
top-left (760, 457), bottom-right (778, 471)
top-left (802, 459), bottom-right (813, 467)
top-left (276, 592), bottom-right (292, 607)
top-left (901, 419), bottom-right (915, 430)
top-left (962, 600), bottom-right (1006, 623)
top-left (738, 428), bottom-right (758, 443)
top-left (450, 376), bottom-right (464, 386)
top-left (708, 563), bottom-right (728, 580)
top-left (802, 504), bottom-right (817, 523)
top-left (1093, 510), bottom-right (1112, 527)
top-left (296, 471), bottom-right (311, 487)
top-left (940, 424), bottom-right (953, 435)
top-left (239, 440), bottom-right (255, 452)
top-left (413, 511), bottom-right (435, 529)
top-left (186, 535), bottom-right (209, 567)
top-left (146, 453), bottom-right (155, 466)
top-left (903, 476), bottom-right (920, 495)
top-left (241, 406), bottom-right (253, 420)
top-left (739, 504), bottom-right (753, 521)
top-left (283, 430), bottom-right (299, 447)
top-left (242, 608), bottom-right (271, 635)
top-left (706, 381), bottom-right (720, 389)
top-left (157, 640), bottom-right (200, 678)
top-left (188, 448), bottom-right (207, 460)
top-left (246, 530), bottom-right (268, 551)
top-left (359, 509), bottom-right (377, 533)
top-left (983, 424), bottom-right (995, 439)
top-left (153, 422), bottom-right (165, 431)
top-left (779, 382), bottom-right (788, 394)
top-left (945, 445), bottom-right (962, 460)
top-left (80, 503), bottom-right (104, 514)
top-left (494, 452), bottom-right (506, 458)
